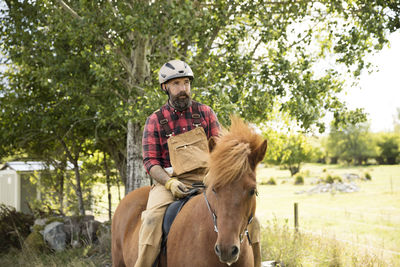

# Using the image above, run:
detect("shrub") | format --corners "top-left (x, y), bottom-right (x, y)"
top-left (0, 204), bottom-right (34, 251)
top-left (260, 177), bottom-right (277, 185)
top-left (325, 175), bottom-right (334, 184)
top-left (333, 175), bottom-right (342, 183)
top-left (365, 172), bottom-right (372, 180)
top-left (324, 175), bottom-right (342, 184)
top-left (294, 175), bottom-right (304, 185)
top-left (24, 230), bottom-right (47, 253)
top-left (266, 178), bottom-right (277, 185)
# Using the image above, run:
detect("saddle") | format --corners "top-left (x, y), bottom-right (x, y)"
top-left (153, 183), bottom-right (204, 267)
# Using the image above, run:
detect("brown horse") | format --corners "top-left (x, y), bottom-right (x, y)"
top-left (112, 116), bottom-right (267, 267)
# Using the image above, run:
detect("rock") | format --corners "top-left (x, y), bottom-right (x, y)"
top-left (343, 173), bottom-right (360, 181)
top-left (43, 221), bottom-right (66, 251)
top-left (262, 260), bottom-right (285, 267)
top-left (62, 215), bottom-right (101, 246)
top-left (34, 218), bottom-right (48, 227)
top-left (296, 182), bottom-right (360, 195)
top-left (82, 219), bottom-right (101, 244)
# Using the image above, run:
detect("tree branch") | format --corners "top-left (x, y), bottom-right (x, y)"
top-left (55, 0), bottom-right (82, 20)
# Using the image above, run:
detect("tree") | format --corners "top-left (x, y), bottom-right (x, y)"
top-left (327, 122), bottom-right (376, 165)
top-left (264, 130), bottom-right (313, 176)
top-left (1, 0), bottom-right (399, 195)
top-left (376, 133), bottom-right (400, 164)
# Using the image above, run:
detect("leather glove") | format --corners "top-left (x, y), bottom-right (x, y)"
top-left (165, 178), bottom-right (189, 199)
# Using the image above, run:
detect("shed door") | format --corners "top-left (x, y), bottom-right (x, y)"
top-left (0, 170), bottom-right (20, 211)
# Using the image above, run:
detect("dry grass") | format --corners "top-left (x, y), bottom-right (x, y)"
top-left (257, 164), bottom-right (400, 266)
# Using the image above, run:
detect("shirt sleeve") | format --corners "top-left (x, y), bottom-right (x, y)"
top-left (207, 107), bottom-right (220, 138)
top-left (142, 114), bottom-right (162, 173)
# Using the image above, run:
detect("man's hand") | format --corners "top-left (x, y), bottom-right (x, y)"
top-left (165, 178), bottom-right (189, 199)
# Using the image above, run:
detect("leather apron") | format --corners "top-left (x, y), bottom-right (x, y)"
top-left (156, 102), bottom-right (209, 184)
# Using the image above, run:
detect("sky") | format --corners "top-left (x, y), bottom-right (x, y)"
top-left (341, 31), bottom-right (400, 132)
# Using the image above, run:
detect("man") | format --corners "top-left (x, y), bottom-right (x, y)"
top-left (136, 59), bottom-right (261, 267)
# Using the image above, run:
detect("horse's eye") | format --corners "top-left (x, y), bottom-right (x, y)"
top-left (250, 188), bottom-right (258, 196)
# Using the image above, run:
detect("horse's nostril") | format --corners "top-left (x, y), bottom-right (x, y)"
top-left (215, 244), bottom-right (221, 255)
top-left (231, 245), bottom-right (239, 257)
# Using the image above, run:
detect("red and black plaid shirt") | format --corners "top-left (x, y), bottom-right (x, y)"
top-left (142, 101), bottom-right (220, 173)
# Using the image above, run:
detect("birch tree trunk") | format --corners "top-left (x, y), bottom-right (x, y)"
top-left (124, 34), bottom-right (151, 194)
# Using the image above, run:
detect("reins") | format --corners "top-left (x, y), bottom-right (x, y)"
top-left (203, 190), bottom-right (253, 244)
top-left (203, 191), bottom-right (219, 233)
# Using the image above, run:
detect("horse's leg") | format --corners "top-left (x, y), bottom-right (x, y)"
top-left (248, 216), bottom-right (261, 267)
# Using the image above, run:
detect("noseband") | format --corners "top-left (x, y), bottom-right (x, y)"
top-left (203, 191), bottom-right (253, 244)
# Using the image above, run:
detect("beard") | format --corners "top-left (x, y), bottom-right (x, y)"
top-left (169, 91), bottom-right (192, 111)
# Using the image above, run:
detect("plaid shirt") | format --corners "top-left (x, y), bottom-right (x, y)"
top-left (142, 101), bottom-right (220, 173)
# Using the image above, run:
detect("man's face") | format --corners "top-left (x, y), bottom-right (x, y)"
top-left (164, 77), bottom-right (192, 111)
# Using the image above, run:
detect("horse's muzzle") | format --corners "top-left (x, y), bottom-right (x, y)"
top-left (214, 243), bottom-right (240, 265)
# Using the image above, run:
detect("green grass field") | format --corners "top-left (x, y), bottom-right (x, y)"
top-left (256, 164), bottom-right (400, 265)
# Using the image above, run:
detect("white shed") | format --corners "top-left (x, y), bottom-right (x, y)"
top-left (0, 161), bottom-right (51, 213)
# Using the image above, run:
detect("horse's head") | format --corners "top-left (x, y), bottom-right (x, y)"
top-left (204, 116), bottom-right (267, 265)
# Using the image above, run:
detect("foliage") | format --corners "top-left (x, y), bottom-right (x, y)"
top-left (376, 133), bottom-right (400, 164)
top-left (364, 172), bottom-right (372, 180)
top-left (294, 175), bottom-right (304, 185)
top-left (24, 230), bottom-right (47, 253)
top-left (0, 204), bottom-right (34, 251)
top-left (260, 177), bottom-right (277, 185)
top-left (264, 130), bottom-right (313, 176)
top-left (326, 122), bottom-right (376, 165)
top-left (324, 174), bottom-right (342, 184)
top-left (1, 0), bottom-right (400, 196)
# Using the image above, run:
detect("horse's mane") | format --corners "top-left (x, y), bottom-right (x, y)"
top-left (204, 116), bottom-right (265, 189)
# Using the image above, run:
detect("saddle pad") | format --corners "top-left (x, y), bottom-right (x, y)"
top-left (161, 188), bottom-right (201, 252)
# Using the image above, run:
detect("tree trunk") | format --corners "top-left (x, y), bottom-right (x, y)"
top-left (60, 139), bottom-right (85, 215)
top-left (72, 161), bottom-right (85, 216)
top-left (289, 165), bottom-right (300, 176)
top-left (124, 34), bottom-right (151, 194)
top-left (126, 120), bottom-right (147, 194)
top-left (103, 152), bottom-right (112, 221)
top-left (107, 140), bottom-right (127, 189)
top-left (58, 169), bottom-right (65, 215)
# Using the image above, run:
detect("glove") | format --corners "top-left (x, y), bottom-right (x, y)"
top-left (165, 178), bottom-right (189, 199)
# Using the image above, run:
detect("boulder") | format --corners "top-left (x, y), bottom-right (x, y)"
top-left (43, 221), bottom-right (66, 251)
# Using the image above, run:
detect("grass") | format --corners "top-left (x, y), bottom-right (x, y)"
top-left (0, 225), bottom-right (111, 266)
top-left (256, 163), bottom-right (400, 266)
top-left (261, 219), bottom-right (393, 266)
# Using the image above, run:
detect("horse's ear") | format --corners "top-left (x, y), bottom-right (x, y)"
top-left (208, 136), bottom-right (217, 152)
top-left (250, 140), bottom-right (268, 169)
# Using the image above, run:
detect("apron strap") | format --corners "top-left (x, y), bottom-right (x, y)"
top-left (156, 109), bottom-right (173, 137)
top-left (156, 102), bottom-right (202, 137)
top-left (191, 101), bottom-right (202, 127)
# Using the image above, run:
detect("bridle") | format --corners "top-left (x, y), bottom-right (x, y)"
top-left (203, 190), bottom-right (253, 244)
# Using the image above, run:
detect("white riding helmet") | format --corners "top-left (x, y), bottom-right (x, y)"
top-left (158, 60), bottom-right (194, 88)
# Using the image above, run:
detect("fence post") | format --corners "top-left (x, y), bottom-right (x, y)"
top-left (294, 202), bottom-right (299, 232)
